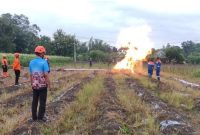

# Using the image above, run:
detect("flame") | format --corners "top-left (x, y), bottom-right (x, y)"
top-left (113, 25), bottom-right (154, 73)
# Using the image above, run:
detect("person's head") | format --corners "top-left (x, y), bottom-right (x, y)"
top-left (156, 57), bottom-right (160, 61)
top-left (14, 53), bottom-right (20, 58)
top-left (34, 46), bottom-right (46, 58)
top-left (148, 57), bottom-right (153, 62)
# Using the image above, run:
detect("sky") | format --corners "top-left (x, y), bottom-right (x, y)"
top-left (1, 0), bottom-right (200, 49)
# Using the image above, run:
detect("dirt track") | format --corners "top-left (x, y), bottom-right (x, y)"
top-left (90, 76), bottom-right (127, 135)
top-left (0, 72), bottom-right (76, 108)
top-left (126, 77), bottom-right (194, 135)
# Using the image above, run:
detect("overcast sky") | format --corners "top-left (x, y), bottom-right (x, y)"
top-left (1, 0), bottom-right (200, 48)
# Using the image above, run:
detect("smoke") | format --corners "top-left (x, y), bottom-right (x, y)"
top-left (117, 24), bottom-right (154, 51)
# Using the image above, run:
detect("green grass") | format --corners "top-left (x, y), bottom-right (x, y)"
top-left (159, 91), bottom-right (194, 110)
top-left (0, 53), bottom-right (72, 67)
top-left (42, 75), bottom-right (105, 135)
top-left (162, 64), bottom-right (200, 79)
top-left (134, 73), bottom-right (197, 111)
top-left (114, 74), bottom-right (160, 135)
top-left (0, 53), bottom-right (113, 68)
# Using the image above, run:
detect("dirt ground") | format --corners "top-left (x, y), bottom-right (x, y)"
top-left (90, 76), bottom-right (127, 135)
top-left (12, 73), bottom-right (95, 135)
top-left (1, 68), bottom-right (200, 135)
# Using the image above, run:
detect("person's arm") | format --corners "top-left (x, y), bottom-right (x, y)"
top-left (29, 62), bottom-right (32, 86)
top-left (30, 74), bottom-right (33, 85)
top-left (44, 73), bottom-right (51, 90)
top-left (13, 59), bottom-right (17, 69)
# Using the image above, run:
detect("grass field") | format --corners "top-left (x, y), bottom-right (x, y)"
top-left (0, 60), bottom-right (200, 135)
top-left (0, 53), bottom-right (114, 69)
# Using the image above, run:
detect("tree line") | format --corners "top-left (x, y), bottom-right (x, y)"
top-left (0, 13), bottom-right (118, 62)
top-left (2, 13), bottom-right (200, 64)
top-left (148, 41), bottom-right (200, 64)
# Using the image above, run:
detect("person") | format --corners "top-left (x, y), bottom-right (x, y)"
top-left (89, 57), bottom-right (92, 67)
top-left (155, 57), bottom-right (162, 81)
top-left (29, 45), bottom-right (50, 122)
top-left (44, 56), bottom-right (50, 73)
top-left (12, 53), bottom-right (21, 85)
top-left (147, 58), bottom-right (154, 78)
top-left (1, 54), bottom-right (9, 77)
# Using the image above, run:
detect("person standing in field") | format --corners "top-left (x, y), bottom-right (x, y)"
top-left (12, 53), bottom-right (21, 85)
top-left (147, 58), bottom-right (155, 78)
top-left (155, 57), bottom-right (161, 81)
top-left (1, 54), bottom-right (9, 77)
top-left (29, 46), bottom-right (50, 122)
top-left (89, 57), bottom-right (92, 67)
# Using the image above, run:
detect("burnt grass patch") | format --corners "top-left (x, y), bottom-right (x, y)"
top-left (90, 76), bottom-right (127, 135)
top-left (11, 73), bottom-right (95, 135)
top-left (125, 77), bottom-right (194, 135)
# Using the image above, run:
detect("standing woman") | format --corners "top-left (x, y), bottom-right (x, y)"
top-left (1, 54), bottom-right (9, 77)
top-left (12, 53), bottom-right (21, 85)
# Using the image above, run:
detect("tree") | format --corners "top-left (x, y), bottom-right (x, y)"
top-left (165, 45), bottom-right (184, 63)
top-left (52, 29), bottom-right (79, 56)
top-left (181, 40), bottom-right (195, 57)
top-left (0, 13), bottom-right (40, 53)
top-left (0, 13), bottom-right (16, 52)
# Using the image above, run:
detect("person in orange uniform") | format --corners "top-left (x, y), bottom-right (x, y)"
top-left (12, 53), bottom-right (21, 85)
top-left (1, 54), bottom-right (9, 77)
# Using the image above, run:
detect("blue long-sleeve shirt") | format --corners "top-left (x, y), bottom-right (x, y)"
top-left (155, 60), bottom-right (161, 71)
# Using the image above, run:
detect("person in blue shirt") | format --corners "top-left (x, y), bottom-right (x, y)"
top-left (29, 45), bottom-right (50, 122)
top-left (155, 57), bottom-right (161, 81)
top-left (147, 58), bottom-right (155, 78)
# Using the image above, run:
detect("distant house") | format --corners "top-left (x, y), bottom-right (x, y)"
top-left (155, 50), bottom-right (168, 63)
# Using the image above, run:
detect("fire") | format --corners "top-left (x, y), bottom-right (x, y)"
top-left (113, 25), bottom-right (154, 73)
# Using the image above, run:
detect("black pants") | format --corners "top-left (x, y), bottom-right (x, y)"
top-left (14, 70), bottom-right (20, 85)
top-left (32, 87), bottom-right (47, 120)
top-left (2, 65), bottom-right (8, 72)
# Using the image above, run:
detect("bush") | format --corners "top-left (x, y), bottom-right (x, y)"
top-left (193, 70), bottom-right (200, 78)
top-left (188, 54), bottom-right (200, 64)
top-left (89, 50), bottom-right (110, 62)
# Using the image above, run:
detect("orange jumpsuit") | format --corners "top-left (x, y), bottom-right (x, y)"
top-left (13, 57), bottom-right (21, 85)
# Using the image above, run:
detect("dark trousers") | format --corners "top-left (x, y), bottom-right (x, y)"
top-left (156, 69), bottom-right (160, 80)
top-left (32, 87), bottom-right (47, 120)
top-left (14, 70), bottom-right (20, 85)
top-left (2, 65), bottom-right (8, 72)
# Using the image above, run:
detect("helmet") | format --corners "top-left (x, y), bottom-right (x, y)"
top-left (34, 46), bottom-right (46, 53)
top-left (14, 53), bottom-right (20, 57)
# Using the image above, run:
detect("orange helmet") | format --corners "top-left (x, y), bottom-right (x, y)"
top-left (14, 53), bottom-right (20, 57)
top-left (34, 46), bottom-right (46, 53)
